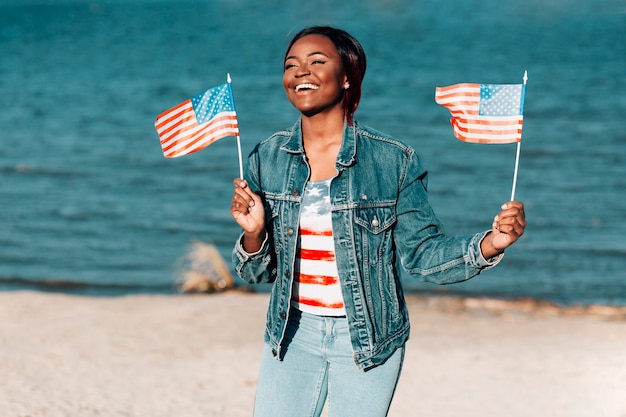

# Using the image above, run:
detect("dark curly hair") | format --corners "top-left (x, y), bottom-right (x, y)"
top-left (284, 26), bottom-right (367, 125)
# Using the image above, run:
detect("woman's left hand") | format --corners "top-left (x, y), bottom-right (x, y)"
top-left (481, 201), bottom-right (527, 258)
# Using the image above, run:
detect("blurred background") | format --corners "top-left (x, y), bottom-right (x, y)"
top-left (1, 0), bottom-right (624, 305)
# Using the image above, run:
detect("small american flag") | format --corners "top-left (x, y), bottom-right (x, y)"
top-left (435, 83), bottom-right (524, 144)
top-left (155, 82), bottom-right (239, 158)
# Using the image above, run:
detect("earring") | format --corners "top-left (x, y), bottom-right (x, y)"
top-left (344, 82), bottom-right (350, 90)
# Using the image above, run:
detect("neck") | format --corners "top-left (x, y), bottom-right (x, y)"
top-left (300, 112), bottom-right (345, 149)
top-left (300, 112), bottom-right (345, 182)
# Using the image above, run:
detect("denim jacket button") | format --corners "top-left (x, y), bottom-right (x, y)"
top-left (292, 189), bottom-right (300, 196)
top-left (279, 312), bottom-right (287, 320)
top-left (371, 218), bottom-right (379, 227)
top-left (286, 228), bottom-right (294, 236)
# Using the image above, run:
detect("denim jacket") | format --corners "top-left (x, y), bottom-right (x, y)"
top-left (232, 119), bottom-right (502, 370)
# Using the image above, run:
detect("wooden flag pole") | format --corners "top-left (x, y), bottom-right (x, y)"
top-left (510, 70), bottom-right (527, 201)
top-left (227, 73), bottom-right (244, 179)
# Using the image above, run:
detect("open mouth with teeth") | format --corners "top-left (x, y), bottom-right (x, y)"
top-left (295, 83), bottom-right (319, 92)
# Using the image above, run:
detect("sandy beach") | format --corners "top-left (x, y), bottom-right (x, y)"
top-left (1, 290), bottom-right (625, 417)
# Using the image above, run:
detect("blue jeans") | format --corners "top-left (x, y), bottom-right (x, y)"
top-left (253, 309), bottom-right (405, 417)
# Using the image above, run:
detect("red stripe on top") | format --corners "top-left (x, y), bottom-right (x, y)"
top-left (293, 296), bottom-right (344, 309)
top-left (300, 227), bottom-right (333, 236)
top-left (296, 273), bottom-right (338, 286)
top-left (299, 248), bottom-right (335, 262)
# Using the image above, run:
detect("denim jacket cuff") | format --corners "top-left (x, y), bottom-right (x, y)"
top-left (469, 231), bottom-right (504, 269)
top-left (234, 231), bottom-right (269, 260)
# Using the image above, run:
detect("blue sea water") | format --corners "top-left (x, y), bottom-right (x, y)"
top-left (1, 0), bottom-right (624, 305)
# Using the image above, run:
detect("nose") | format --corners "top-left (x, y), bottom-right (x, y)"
top-left (295, 62), bottom-right (310, 77)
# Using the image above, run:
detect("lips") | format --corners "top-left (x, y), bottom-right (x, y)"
top-left (295, 83), bottom-right (319, 92)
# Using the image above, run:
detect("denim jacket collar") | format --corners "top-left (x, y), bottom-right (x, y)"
top-left (279, 117), bottom-right (357, 168)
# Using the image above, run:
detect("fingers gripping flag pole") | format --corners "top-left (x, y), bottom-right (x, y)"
top-left (155, 74), bottom-right (244, 179)
top-left (435, 71), bottom-right (528, 201)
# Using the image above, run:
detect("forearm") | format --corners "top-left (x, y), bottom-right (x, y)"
top-left (401, 231), bottom-right (502, 284)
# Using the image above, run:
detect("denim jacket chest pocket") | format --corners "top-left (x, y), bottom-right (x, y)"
top-left (353, 203), bottom-right (397, 266)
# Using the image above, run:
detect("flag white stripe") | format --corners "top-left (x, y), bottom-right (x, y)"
top-left (454, 124), bottom-right (522, 132)
top-left (459, 115), bottom-right (523, 123)
top-left (435, 96), bottom-right (479, 106)
top-left (435, 85), bottom-right (481, 96)
top-left (457, 131), bottom-right (521, 141)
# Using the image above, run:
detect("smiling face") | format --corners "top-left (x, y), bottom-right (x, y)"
top-left (283, 34), bottom-right (348, 120)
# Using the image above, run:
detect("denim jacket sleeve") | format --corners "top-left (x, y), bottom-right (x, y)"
top-left (231, 148), bottom-right (278, 285)
top-left (233, 231), bottom-right (276, 284)
top-left (394, 149), bottom-right (503, 284)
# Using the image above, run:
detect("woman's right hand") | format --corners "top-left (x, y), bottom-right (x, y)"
top-left (230, 178), bottom-right (266, 253)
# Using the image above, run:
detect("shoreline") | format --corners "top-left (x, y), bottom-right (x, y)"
top-left (2, 280), bottom-right (626, 315)
top-left (403, 293), bottom-right (626, 321)
top-left (1, 290), bottom-right (625, 416)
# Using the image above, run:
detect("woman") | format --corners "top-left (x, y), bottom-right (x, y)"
top-left (230, 26), bottom-right (526, 417)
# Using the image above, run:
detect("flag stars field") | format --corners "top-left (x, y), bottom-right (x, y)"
top-left (479, 85), bottom-right (523, 116)
top-left (192, 87), bottom-right (235, 124)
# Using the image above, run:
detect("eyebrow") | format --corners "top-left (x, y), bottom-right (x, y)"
top-left (285, 51), bottom-right (330, 61)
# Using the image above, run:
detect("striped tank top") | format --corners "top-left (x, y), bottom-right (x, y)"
top-left (291, 178), bottom-right (346, 316)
